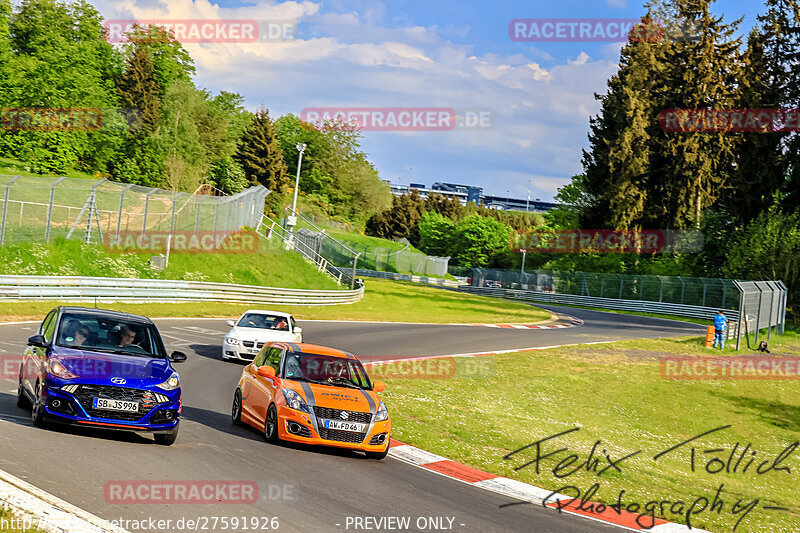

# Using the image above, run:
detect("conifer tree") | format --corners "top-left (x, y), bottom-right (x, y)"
top-left (235, 108), bottom-right (289, 192)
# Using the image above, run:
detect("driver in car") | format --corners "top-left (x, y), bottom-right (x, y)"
top-left (117, 325), bottom-right (137, 348)
top-left (285, 355), bottom-right (303, 378)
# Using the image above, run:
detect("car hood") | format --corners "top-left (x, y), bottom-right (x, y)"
top-left (286, 381), bottom-right (379, 413)
top-left (227, 327), bottom-right (295, 341)
top-left (50, 346), bottom-right (173, 384)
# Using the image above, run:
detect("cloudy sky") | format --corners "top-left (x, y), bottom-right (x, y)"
top-left (92, 0), bottom-right (763, 201)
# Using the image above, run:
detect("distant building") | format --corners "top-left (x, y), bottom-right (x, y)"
top-left (387, 181), bottom-right (558, 212)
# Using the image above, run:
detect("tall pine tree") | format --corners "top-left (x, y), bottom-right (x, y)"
top-left (235, 108), bottom-right (289, 192)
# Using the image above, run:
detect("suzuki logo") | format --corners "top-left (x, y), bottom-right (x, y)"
top-left (340, 411), bottom-right (349, 420)
top-left (111, 378), bottom-right (126, 385)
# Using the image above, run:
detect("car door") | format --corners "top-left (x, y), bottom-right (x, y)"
top-left (241, 347), bottom-right (269, 421)
top-left (22, 309), bottom-right (57, 396)
top-left (250, 346), bottom-right (284, 425)
top-left (290, 317), bottom-right (302, 342)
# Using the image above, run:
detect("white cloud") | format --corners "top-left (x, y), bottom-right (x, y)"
top-left (92, 0), bottom-right (619, 201)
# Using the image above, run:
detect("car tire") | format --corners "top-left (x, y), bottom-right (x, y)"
top-left (16, 381), bottom-right (30, 409)
top-left (365, 443), bottom-right (390, 460)
top-left (31, 381), bottom-right (47, 428)
top-left (154, 424), bottom-right (179, 446)
top-left (264, 404), bottom-right (279, 443)
top-left (232, 389), bottom-right (244, 426)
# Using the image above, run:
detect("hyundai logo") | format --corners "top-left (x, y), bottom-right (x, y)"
top-left (340, 411), bottom-right (349, 420)
top-left (111, 378), bottom-right (127, 385)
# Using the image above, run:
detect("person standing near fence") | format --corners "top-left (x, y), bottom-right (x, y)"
top-left (713, 310), bottom-right (727, 349)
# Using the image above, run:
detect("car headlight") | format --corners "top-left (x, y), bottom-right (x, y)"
top-left (224, 337), bottom-right (240, 346)
top-left (157, 372), bottom-right (181, 391)
top-left (282, 389), bottom-right (310, 413)
top-left (47, 359), bottom-right (78, 379)
top-left (374, 401), bottom-right (389, 422)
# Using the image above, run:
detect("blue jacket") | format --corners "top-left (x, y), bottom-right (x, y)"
top-left (714, 314), bottom-right (727, 331)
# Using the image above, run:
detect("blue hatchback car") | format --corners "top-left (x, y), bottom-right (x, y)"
top-left (17, 307), bottom-right (187, 445)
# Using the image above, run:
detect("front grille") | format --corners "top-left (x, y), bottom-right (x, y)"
top-left (72, 385), bottom-right (160, 422)
top-left (313, 406), bottom-right (372, 424)
top-left (241, 341), bottom-right (265, 349)
top-left (318, 428), bottom-right (367, 444)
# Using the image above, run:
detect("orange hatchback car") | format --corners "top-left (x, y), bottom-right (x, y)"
top-left (232, 342), bottom-right (391, 459)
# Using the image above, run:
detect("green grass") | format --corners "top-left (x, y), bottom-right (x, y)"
top-left (0, 278), bottom-right (553, 324)
top-left (0, 157), bottom-right (99, 180)
top-left (0, 508), bottom-right (48, 533)
top-left (380, 330), bottom-right (800, 533)
top-left (0, 237), bottom-right (339, 289)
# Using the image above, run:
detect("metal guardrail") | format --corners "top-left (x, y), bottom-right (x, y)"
top-left (459, 285), bottom-right (735, 321)
top-left (356, 269), bottom-right (461, 288)
top-left (0, 275), bottom-right (364, 306)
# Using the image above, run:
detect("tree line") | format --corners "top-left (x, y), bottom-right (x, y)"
top-left (0, 0), bottom-right (391, 222)
top-left (551, 0), bottom-right (800, 320)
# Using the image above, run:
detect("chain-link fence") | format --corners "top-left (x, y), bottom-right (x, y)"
top-left (0, 175), bottom-right (268, 245)
top-left (733, 280), bottom-right (788, 348)
top-left (289, 211), bottom-right (450, 277)
top-left (470, 268), bottom-right (739, 309)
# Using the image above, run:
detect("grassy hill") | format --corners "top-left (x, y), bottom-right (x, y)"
top-left (0, 237), bottom-right (340, 289)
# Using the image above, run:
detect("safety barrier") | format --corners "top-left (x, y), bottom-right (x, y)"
top-left (0, 275), bottom-right (364, 306)
top-left (355, 269), bottom-right (461, 287)
top-left (459, 285), bottom-right (736, 321)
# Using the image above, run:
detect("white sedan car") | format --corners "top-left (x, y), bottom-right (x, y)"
top-left (222, 310), bottom-right (303, 361)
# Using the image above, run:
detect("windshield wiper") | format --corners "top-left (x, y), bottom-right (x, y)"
top-left (325, 377), bottom-right (364, 389)
top-left (77, 346), bottom-right (159, 358)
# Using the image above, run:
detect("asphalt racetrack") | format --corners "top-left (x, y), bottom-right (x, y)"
top-left (0, 306), bottom-right (703, 533)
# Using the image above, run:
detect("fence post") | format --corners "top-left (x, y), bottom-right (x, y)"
top-left (141, 189), bottom-right (156, 239)
top-left (679, 276), bottom-right (685, 304)
top-left (754, 283), bottom-right (764, 345)
top-left (169, 192), bottom-right (184, 243)
top-left (618, 274), bottom-right (623, 299)
top-left (0, 176), bottom-right (20, 245)
top-left (765, 281), bottom-right (776, 340)
top-left (658, 276), bottom-right (664, 302)
top-left (45, 176), bottom-right (67, 242)
top-left (734, 280), bottom-right (744, 351)
top-left (115, 184), bottom-right (134, 246)
top-left (701, 283), bottom-right (707, 307)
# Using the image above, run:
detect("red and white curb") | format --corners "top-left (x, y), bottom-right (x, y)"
top-left (387, 440), bottom-right (708, 532)
top-left (0, 467), bottom-right (129, 533)
top-left (465, 316), bottom-right (583, 329)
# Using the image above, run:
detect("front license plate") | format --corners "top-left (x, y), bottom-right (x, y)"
top-left (92, 398), bottom-right (139, 412)
top-left (322, 419), bottom-right (366, 432)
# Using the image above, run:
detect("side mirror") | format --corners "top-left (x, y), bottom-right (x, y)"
top-left (373, 380), bottom-right (385, 393)
top-left (257, 366), bottom-right (276, 378)
top-left (293, 326), bottom-right (302, 334)
top-left (226, 320), bottom-right (235, 327)
top-left (170, 351), bottom-right (187, 363)
top-left (27, 334), bottom-right (47, 348)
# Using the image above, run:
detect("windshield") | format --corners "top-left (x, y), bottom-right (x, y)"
top-left (237, 313), bottom-right (290, 331)
top-left (56, 312), bottom-right (167, 358)
top-left (283, 352), bottom-right (372, 390)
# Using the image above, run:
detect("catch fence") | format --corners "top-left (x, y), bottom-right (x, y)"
top-left (0, 175), bottom-right (268, 245)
